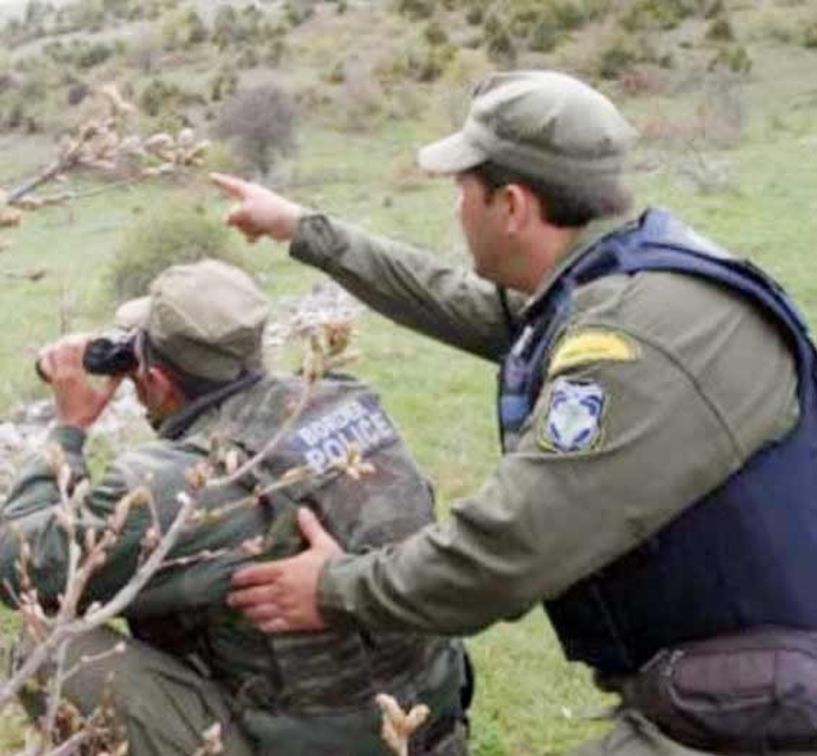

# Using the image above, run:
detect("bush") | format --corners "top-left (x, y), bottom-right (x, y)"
top-left (213, 5), bottom-right (240, 49)
top-left (284, 0), bottom-right (315, 26)
top-left (216, 81), bottom-right (297, 177)
top-left (109, 202), bottom-right (249, 303)
top-left (551, 0), bottom-right (595, 31)
top-left (236, 46), bottom-right (260, 69)
top-left (484, 15), bottom-right (516, 65)
top-left (530, 15), bottom-right (560, 52)
top-left (804, 22), bottom-right (817, 48)
top-left (705, 17), bottom-right (734, 42)
top-left (395, 0), bottom-right (434, 21)
top-left (209, 67), bottom-right (239, 102)
top-left (140, 78), bottom-right (183, 117)
top-left (75, 42), bottom-right (113, 69)
top-left (708, 44), bottom-right (752, 74)
top-left (407, 43), bottom-right (457, 82)
top-left (424, 20), bottom-right (448, 46)
top-left (466, 4), bottom-right (484, 25)
top-left (621, 0), bottom-right (701, 31)
top-left (598, 37), bottom-right (639, 79)
top-left (263, 35), bottom-right (287, 67)
top-left (66, 81), bottom-right (90, 106)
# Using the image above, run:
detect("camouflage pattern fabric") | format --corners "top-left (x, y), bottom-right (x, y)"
top-left (0, 373), bottom-right (468, 755)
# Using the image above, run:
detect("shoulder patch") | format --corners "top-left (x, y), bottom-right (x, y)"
top-left (538, 378), bottom-right (606, 454)
top-left (548, 329), bottom-right (639, 377)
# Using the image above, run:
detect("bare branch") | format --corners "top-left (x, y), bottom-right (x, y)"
top-left (0, 490), bottom-right (197, 710)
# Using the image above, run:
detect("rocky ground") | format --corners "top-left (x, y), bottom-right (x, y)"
top-left (0, 386), bottom-right (145, 497)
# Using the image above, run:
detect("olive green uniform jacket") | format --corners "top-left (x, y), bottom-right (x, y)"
top-left (288, 213), bottom-right (801, 754)
top-left (0, 373), bottom-right (466, 755)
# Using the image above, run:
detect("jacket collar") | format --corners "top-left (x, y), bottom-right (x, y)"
top-left (157, 371), bottom-right (266, 441)
top-left (520, 211), bottom-right (640, 320)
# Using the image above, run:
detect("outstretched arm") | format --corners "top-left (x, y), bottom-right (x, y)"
top-left (211, 172), bottom-right (521, 361)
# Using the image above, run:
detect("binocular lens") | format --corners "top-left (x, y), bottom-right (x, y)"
top-left (35, 335), bottom-right (138, 382)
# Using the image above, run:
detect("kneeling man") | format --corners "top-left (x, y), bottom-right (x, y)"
top-left (0, 259), bottom-right (469, 756)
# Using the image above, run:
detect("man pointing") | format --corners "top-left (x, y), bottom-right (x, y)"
top-left (214, 70), bottom-right (817, 755)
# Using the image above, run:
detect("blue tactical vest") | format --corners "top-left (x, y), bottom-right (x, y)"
top-left (498, 208), bottom-right (817, 675)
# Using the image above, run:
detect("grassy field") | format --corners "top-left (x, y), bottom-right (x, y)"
top-left (2, 4), bottom-right (817, 753)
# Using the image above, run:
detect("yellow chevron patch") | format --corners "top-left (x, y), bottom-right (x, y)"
top-left (548, 329), bottom-right (639, 376)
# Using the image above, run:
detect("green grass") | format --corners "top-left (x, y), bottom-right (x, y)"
top-left (2, 28), bottom-right (817, 755)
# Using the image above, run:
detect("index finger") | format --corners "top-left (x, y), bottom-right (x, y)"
top-left (231, 561), bottom-right (283, 588)
top-left (210, 172), bottom-right (251, 199)
top-left (50, 334), bottom-right (92, 367)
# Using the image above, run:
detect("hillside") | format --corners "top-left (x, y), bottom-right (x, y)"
top-left (1, 0), bottom-right (817, 754)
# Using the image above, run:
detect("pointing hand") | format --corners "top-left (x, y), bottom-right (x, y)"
top-left (210, 172), bottom-right (308, 244)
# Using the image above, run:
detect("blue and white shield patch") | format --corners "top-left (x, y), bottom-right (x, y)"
top-left (539, 378), bottom-right (606, 453)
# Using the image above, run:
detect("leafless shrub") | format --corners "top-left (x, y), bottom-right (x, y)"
top-left (216, 82), bottom-right (297, 178)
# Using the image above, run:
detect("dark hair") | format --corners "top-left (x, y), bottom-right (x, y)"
top-left (140, 334), bottom-right (232, 401)
top-left (468, 160), bottom-right (632, 228)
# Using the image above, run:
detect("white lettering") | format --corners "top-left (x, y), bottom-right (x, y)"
top-left (371, 412), bottom-right (394, 441)
top-left (305, 448), bottom-right (327, 473)
top-left (323, 438), bottom-right (346, 464)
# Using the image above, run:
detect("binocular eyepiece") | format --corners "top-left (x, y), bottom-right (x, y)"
top-left (35, 332), bottom-right (139, 383)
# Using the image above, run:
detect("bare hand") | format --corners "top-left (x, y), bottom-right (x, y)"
top-left (228, 508), bottom-right (343, 633)
top-left (210, 172), bottom-right (307, 243)
top-left (37, 335), bottom-right (123, 430)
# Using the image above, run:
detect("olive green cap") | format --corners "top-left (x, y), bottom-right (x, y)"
top-left (114, 259), bottom-right (269, 382)
top-left (417, 70), bottom-right (638, 185)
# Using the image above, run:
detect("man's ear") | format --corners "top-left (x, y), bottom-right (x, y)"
top-left (145, 365), bottom-right (183, 404)
top-left (502, 183), bottom-right (534, 235)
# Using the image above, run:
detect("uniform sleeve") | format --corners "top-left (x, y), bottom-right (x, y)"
top-left (0, 425), bottom-right (151, 607)
top-left (0, 430), bottom-right (272, 613)
top-left (316, 333), bottom-right (754, 635)
top-left (290, 214), bottom-right (523, 362)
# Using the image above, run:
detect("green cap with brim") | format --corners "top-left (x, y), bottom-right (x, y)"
top-left (417, 70), bottom-right (638, 185)
top-left (114, 259), bottom-right (269, 382)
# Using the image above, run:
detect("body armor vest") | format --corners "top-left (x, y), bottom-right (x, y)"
top-left (498, 208), bottom-right (817, 674)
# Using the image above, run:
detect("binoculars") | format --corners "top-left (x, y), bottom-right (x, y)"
top-left (36, 332), bottom-right (139, 383)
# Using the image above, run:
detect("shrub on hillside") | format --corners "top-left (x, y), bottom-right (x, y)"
top-left (621, 0), bottom-right (702, 31)
top-left (466, 4), bottom-right (484, 25)
top-left (395, 0), bottom-right (435, 21)
top-left (210, 67), bottom-right (239, 102)
top-left (424, 21), bottom-right (449, 46)
top-left (409, 43), bottom-right (458, 82)
top-left (264, 35), bottom-right (287, 67)
top-left (216, 82), bottom-right (297, 177)
top-left (75, 42), bottom-right (114, 69)
top-left (598, 39), bottom-right (639, 79)
top-left (705, 17), bottom-right (734, 42)
top-left (160, 7), bottom-right (208, 50)
top-left (66, 80), bottom-right (90, 106)
top-left (484, 16), bottom-right (517, 65)
top-left (804, 22), bottom-right (817, 49)
top-left (285, 0), bottom-right (316, 27)
top-left (529, 13), bottom-right (561, 52)
top-left (109, 204), bottom-right (248, 303)
top-left (550, 0), bottom-right (598, 31)
top-left (708, 45), bottom-right (752, 75)
top-left (140, 78), bottom-right (183, 117)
